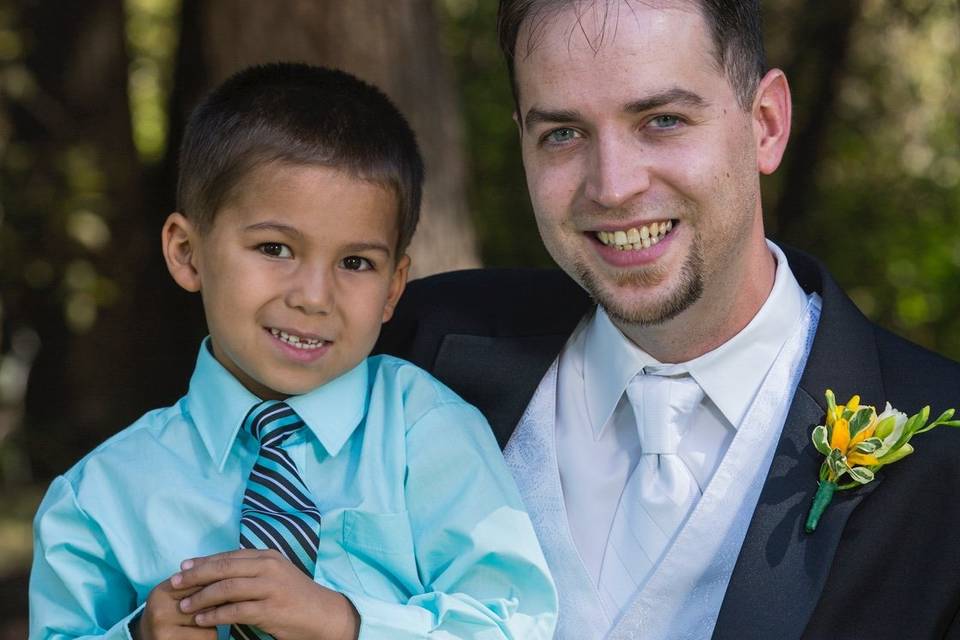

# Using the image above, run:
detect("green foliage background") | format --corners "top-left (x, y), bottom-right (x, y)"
top-left (0, 0), bottom-right (958, 624)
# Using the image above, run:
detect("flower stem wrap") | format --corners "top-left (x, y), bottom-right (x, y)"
top-left (805, 480), bottom-right (837, 533)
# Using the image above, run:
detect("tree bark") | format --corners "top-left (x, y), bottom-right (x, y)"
top-left (767, 1), bottom-right (863, 245)
top-left (169, 0), bottom-right (480, 278)
top-left (8, 0), bottom-right (150, 475)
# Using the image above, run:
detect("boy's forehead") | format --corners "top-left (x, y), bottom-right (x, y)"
top-left (217, 161), bottom-right (401, 244)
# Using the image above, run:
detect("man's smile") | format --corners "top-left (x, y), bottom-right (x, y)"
top-left (592, 219), bottom-right (676, 251)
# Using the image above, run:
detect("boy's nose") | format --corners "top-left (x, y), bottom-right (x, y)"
top-left (285, 267), bottom-right (334, 314)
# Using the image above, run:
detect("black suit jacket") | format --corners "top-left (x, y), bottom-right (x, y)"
top-left (376, 247), bottom-right (960, 639)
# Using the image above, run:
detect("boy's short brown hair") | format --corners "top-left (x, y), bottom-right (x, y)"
top-left (176, 62), bottom-right (424, 254)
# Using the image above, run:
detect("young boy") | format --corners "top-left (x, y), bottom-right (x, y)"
top-left (29, 63), bottom-right (557, 639)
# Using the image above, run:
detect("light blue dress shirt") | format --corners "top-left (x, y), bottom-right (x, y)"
top-left (30, 341), bottom-right (557, 639)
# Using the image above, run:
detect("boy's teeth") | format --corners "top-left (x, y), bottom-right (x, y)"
top-left (270, 328), bottom-right (325, 350)
top-left (596, 220), bottom-right (674, 251)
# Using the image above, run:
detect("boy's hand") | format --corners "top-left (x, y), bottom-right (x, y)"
top-left (137, 579), bottom-right (215, 640)
top-left (174, 549), bottom-right (360, 640)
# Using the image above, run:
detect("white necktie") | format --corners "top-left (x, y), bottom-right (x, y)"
top-left (598, 372), bottom-right (705, 617)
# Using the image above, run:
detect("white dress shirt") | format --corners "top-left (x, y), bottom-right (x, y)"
top-left (555, 241), bottom-right (809, 612)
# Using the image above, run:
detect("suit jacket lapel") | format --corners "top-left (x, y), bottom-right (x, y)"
top-left (714, 249), bottom-right (886, 639)
top-left (433, 333), bottom-right (571, 448)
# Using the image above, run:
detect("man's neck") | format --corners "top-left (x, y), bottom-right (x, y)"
top-left (615, 245), bottom-right (778, 364)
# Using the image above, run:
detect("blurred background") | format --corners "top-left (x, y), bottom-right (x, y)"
top-left (0, 0), bottom-right (958, 632)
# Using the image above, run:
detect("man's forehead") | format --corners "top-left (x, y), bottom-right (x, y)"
top-left (515, 0), bottom-right (704, 61)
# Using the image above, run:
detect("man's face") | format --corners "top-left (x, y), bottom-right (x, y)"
top-left (186, 163), bottom-right (408, 399)
top-left (515, 1), bottom-right (770, 330)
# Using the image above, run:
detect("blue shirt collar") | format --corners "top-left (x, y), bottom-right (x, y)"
top-left (186, 338), bottom-right (369, 470)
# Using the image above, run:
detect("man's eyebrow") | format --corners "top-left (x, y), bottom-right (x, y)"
top-left (524, 107), bottom-right (583, 130)
top-left (625, 88), bottom-right (711, 113)
top-left (523, 89), bottom-right (710, 130)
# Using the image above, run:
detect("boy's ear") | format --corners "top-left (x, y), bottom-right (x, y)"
top-left (162, 212), bottom-right (202, 293)
top-left (381, 254), bottom-right (411, 323)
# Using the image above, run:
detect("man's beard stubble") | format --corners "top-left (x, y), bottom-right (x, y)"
top-left (575, 233), bottom-right (705, 327)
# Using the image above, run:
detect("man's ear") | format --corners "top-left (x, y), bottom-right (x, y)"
top-left (381, 253), bottom-right (411, 323)
top-left (162, 212), bottom-right (202, 292)
top-left (752, 68), bottom-right (792, 176)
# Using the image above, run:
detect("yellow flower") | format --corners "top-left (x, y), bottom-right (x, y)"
top-left (822, 392), bottom-right (885, 480)
top-left (830, 418), bottom-right (850, 451)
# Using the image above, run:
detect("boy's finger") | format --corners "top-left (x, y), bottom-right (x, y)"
top-left (192, 601), bottom-right (263, 628)
top-left (172, 557), bottom-right (272, 589)
top-left (167, 584), bottom-right (204, 600)
top-left (178, 577), bottom-right (266, 614)
top-left (180, 547), bottom-right (278, 570)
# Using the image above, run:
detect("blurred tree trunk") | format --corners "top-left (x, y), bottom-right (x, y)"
top-left (9, 0), bottom-right (150, 475)
top-left (166, 0), bottom-right (479, 278)
top-left (765, 0), bottom-right (863, 245)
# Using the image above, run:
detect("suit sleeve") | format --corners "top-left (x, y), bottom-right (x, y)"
top-left (347, 401), bottom-right (558, 639)
top-left (29, 476), bottom-right (142, 640)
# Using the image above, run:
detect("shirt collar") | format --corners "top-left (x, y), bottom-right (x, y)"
top-left (186, 338), bottom-right (368, 470)
top-left (582, 240), bottom-right (808, 436)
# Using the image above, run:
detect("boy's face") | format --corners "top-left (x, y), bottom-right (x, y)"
top-left (165, 163), bottom-right (408, 399)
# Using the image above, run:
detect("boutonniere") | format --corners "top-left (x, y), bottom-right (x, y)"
top-left (805, 389), bottom-right (960, 533)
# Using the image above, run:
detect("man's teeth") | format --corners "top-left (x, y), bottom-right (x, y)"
top-left (596, 220), bottom-right (674, 251)
top-left (270, 328), bottom-right (325, 350)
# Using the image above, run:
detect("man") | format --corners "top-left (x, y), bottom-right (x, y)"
top-left (377, 1), bottom-right (960, 638)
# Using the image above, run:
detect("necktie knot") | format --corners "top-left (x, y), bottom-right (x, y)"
top-left (626, 373), bottom-right (704, 454)
top-left (243, 400), bottom-right (305, 449)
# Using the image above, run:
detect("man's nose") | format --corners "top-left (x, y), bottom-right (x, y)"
top-left (583, 133), bottom-right (651, 210)
top-left (285, 265), bottom-right (334, 314)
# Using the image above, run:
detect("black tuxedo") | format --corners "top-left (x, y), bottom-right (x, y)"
top-left (376, 246), bottom-right (960, 639)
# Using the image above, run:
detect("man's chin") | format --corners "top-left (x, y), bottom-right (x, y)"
top-left (576, 254), bottom-right (705, 328)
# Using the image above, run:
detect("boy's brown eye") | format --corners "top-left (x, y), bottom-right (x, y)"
top-left (258, 242), bottom-right (292, 258)
top-left (342, 256), bottom-right (372, 271)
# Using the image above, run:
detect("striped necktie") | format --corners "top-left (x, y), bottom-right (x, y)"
top-left (232, 400), bottom-right (321, 640)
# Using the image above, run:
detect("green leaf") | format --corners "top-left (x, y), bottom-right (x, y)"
top-left (827, 449), bottom-right (847, 478)
top-left (915, 408), bottom-right (959, 434)
top-left (935, 408), bottom-right (955, 423)
top-left (877, 442), bottom-right (915, 465)
top-left (891, 410), bottom-right (927, 451)
top-left (874, 415), bottom-right (897, 439)
top-left (825, 389), bottom-right (837, 418)
top-left (848, 407), bottom-right (875, 438)
top-left (939, 420), bottom-right (960, 428)
top-left (855, 437), bottom-right (882, 453)
top-left (848, 466), bottom-right (875, 484)
top-left (812, 425), bottom-right (831, 455)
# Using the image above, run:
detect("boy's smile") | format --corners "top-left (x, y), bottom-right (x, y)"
top-left (164, 162), bottom-right (408, 399)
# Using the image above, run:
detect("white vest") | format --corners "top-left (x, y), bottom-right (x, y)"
top-left (504, 295), bottom-right (821, 639)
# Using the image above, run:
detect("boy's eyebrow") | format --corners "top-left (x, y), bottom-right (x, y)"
top-left (523, 88), bottom-right (710, 130)
top-left (245, 223), bottom-right (392, 255)
top-left (244, 222), bottom-right (304, 238)
top-left (342, 242), bottom-right (393, 256)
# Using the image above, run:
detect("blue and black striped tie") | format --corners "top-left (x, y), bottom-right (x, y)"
top-left (231, 400), bottom-right (321, 640)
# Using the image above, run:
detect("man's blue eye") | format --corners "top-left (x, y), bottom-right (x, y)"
top-left (651, 115), bottom-right (682, 128)
top-left (545, 128), bottom-right (579, 144)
